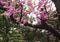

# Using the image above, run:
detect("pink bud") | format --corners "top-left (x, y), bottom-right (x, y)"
top-left (19, 23), bottom-right (24, 28)
top-left (4, 13), bottom-right (11, 17)
top-left (21, 0), bottom-right (25, 5)
top-left (27, 0), bottom-right (32, 6)
top-left (23, 19), bottom-right (27, 24)
top-left (37, 18), bottom-right (41, 25)
top-left (47, 24), bottom-right (53, 27)
top-left (15, 17), bottom-right (20, 22)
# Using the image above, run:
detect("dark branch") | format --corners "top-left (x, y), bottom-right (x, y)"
top-left (25, 21), bottom-right (60, 39)
top-left (20, 3), bottom-right (23, 22)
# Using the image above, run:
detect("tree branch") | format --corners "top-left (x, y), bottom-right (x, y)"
top-left (24, 21), bottom-right (60, 39)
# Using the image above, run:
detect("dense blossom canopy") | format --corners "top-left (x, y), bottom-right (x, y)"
top-left (0, 0), bottom-right (56, 27)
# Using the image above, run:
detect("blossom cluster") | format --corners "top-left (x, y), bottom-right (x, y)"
top-left (0, 0), bottom-right (56, 27)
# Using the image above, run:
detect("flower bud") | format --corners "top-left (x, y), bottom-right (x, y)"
top-left (19, 23), bottom-right (24, 28)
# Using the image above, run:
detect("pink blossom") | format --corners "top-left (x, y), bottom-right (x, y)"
top-left (1, 0), bottom-right (56, 27)
top-left (8, 6), bottom-right (16, 14)
top-left (41, 14), bottom-right (48, 20)
top-left (24, 12), bottom-right (29, 16)
top-left (37, 1), bottom-right (43, 8)
top-left (40, 10), bottom-right (48, 20)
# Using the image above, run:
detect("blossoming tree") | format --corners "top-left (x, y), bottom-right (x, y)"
top-left (0, 0), bottom-right (60, 42)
